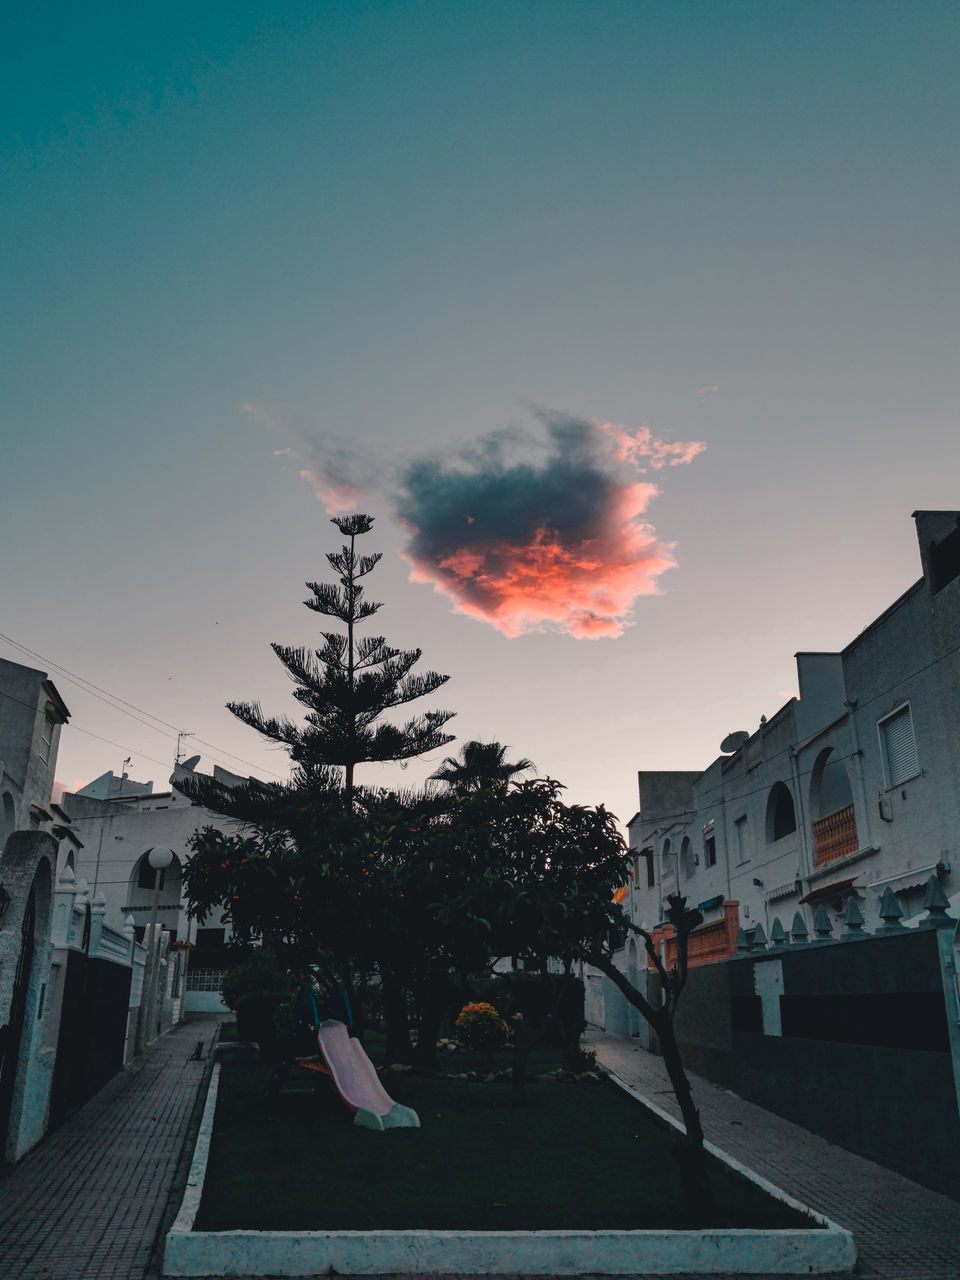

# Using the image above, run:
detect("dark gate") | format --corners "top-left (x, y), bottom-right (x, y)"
top-left (50, 952), bottom-right (132, 1127)
top-left (0, 883), bottom-right (37, 1156)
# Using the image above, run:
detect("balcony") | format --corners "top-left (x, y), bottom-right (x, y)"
top-left (812, 803), bottom-right (858, 867)
top-left (647, 901), bottom-right (741, 970)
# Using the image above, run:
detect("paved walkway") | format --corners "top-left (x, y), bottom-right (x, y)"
top-left (1, 1016), bottom-right (957, 1279)
top-left (585, 1026), bottom-right (960, 1280)
top-left (0, 1013), bottom-right (225, 1280)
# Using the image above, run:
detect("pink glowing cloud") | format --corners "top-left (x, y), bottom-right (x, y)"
top-left (298, 468), bottom-right (360, 513)
top-left (599, 420), bottom-right (707, 470)
top-left (396, 411), bottom-right (704, 638)
top-left (241, 399), bottom-right (380, 515)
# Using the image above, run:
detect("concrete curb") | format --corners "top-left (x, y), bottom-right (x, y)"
top-left (163, 1064), bottom-right (857, 1276)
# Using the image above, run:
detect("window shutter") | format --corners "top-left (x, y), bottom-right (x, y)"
top-left (881, 706), bottom-right (919, 787)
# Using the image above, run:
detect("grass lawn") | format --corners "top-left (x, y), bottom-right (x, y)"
top-left (195, 1031), bottom-right (812, 1234)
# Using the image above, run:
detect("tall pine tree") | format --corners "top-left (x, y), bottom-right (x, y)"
top-left (230, 513), bottom-right (454, 798)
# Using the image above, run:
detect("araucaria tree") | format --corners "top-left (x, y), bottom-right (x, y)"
top-left (179, 514), bottom-right (455, 1030)
top-left (229, 513), bottom-right (455, 798)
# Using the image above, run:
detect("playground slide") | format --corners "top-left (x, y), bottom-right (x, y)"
top-left (316, 1019), bottom-right (420, 1130)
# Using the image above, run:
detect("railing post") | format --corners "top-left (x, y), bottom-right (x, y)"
top-left (52, 864), bottom-right (77, 948)
top-left (842, 895), bottom-right (868, 940)
top-left (89, 891), bottom-right (106, 957)
top-left (123, 913), bottom-right (136, 962)
top-left (876, 885), bottom-right (905, 934)
top-left (813, 904), bottom-right (835, 942)
top-left (919, 875), bottom-right (956, 930)
top-left (72, 878), bottom-right (90, 949)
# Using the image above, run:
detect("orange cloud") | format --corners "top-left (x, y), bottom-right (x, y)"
top-left (599, 421), bottom-right (707, 469)
top-left (298, 468), bottom-right (360, 513)
top-left (397, 413), bottom-right (702, 638)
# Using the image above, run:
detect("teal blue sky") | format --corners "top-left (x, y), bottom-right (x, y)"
top-left (3, 1), bottom-right (959, 827)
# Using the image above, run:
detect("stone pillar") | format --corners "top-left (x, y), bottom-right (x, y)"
top-left (88, 891), bottom-right (106, 957)
top-left (72, 878), bottom-right (90, 949)
top-left (51, 864), bottom-right (77, 948)
top-left (123, 913), bottom-right (136, 962)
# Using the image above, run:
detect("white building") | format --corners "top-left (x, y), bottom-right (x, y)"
top-left (0, 656), bottom-right (71, 854)
top-left (625, 510), bottom-right (960, 951)
top-left (0, 660), bottom-right (146, 1161)
top-left (62, 756), bottom-right (248, 1011)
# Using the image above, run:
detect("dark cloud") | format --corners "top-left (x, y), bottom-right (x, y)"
top-left (394, 411), bottom-right (704, 638)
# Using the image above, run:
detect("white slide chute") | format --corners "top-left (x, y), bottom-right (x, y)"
top-left (316, 1019), bottom-right (420, 1130)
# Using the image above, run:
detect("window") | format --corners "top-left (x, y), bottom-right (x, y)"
top-left (878, 704), bottom-right (920, 788)
top-left (735, 815), bottom-right (749, 864)
top-left (137, 856), bottom-right (165, 890)
top-left (766, 782), bottom-right (797, 842)
top-left (196, 927), bottom-right (226, 947)
top-left (39, 713), bottom-right (55, 764)
top-left (680, 835), bottom-right (696, 877)
top-left (703, 832), bottom-right (717, 868)
top-left (642, 848), bottom-right (655, 888)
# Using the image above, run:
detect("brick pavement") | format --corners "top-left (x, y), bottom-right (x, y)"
top-left (0, 1013), bottom-right (225, 1280)
top-left (584, 1026), bottom-right (960, 1280)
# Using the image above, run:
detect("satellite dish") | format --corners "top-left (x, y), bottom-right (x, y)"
top-left (720, 730), bottom-right (749, 754)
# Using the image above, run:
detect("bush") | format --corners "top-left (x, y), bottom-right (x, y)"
top-left (236, 989), bottom-right (290, 1050)
top-left (483, 972), bottom-right (585, 1050)
top-left (221, 951), bottom-right (285, 1013)
top-left (455, 1002), bottom-right (509, 1055)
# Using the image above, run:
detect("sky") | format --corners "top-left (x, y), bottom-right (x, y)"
top-left (3, 0), bottom-right (959, 831)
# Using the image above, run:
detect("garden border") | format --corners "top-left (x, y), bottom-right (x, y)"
top-left (163, 1062), bottom-right (856, 1276)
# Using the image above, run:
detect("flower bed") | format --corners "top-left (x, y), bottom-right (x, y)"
top-left (164, 1047), bottom-right (855, 1276)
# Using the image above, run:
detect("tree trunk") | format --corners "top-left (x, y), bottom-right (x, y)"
top-left (382, 972), bottom-right (413, 1063)
top-left (510, 1033), bottom-right (533, 1105)
top-left (655, 1012), bottom-right (713, 1210)
top-left (412, 977), bottom-right (447, 1073)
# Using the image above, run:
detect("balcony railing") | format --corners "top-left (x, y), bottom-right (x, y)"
top-left (646, 901), bottom-right (741, 970)
top-left (812, 803), bottom-right (858, 866)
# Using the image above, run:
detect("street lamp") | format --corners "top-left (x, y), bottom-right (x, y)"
top-left (136, 846), bottom-right (175, 1053)
top-left (146, 845), bottom-right (175, 932)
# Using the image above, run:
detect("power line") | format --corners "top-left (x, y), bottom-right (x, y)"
top-left (0, 632), bottom-right (286, 781)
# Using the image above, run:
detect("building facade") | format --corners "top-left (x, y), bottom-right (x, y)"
top-left (623, 510), bottom-right (960, 956)
top-left (62, 756), bottom-right (246, 1011)
top-left (0, 660), bottom-right (146, 1162)
top-left (0, 656), bottom-right (71, 851)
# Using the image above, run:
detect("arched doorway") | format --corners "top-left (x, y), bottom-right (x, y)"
top-left (0, 834), bottom-right (56, 1162)
top-left (0, 881), bottom-right (37, 1155)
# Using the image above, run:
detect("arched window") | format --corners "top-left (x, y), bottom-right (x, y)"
top-left (809, 748), bottom-right (857, 865)
top-left (765, 782), bottom-right (797, 842)
top-left (680, 835), bottom-right (696, 877)
top-left (1, 791), bottom-right (16, 849)
top-left (135, 852), bottom-right (181, 891)
top-left (810, 748), bottom-right (854, 819)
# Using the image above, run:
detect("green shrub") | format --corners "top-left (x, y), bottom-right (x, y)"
top-left (455, 1001), bottom-right (509, 1055)
top-left (236, 989), bottom-right (289, 1049)
top-left (221, 951), bottom-right (285, 1012)
top-left (484, 972), bottom-right (585, 1049)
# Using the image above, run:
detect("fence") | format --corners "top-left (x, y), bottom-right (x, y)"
top-left (665, 876), bottom-right (960, 1199)
top-left (186, 968), bottom-right (226, 992)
